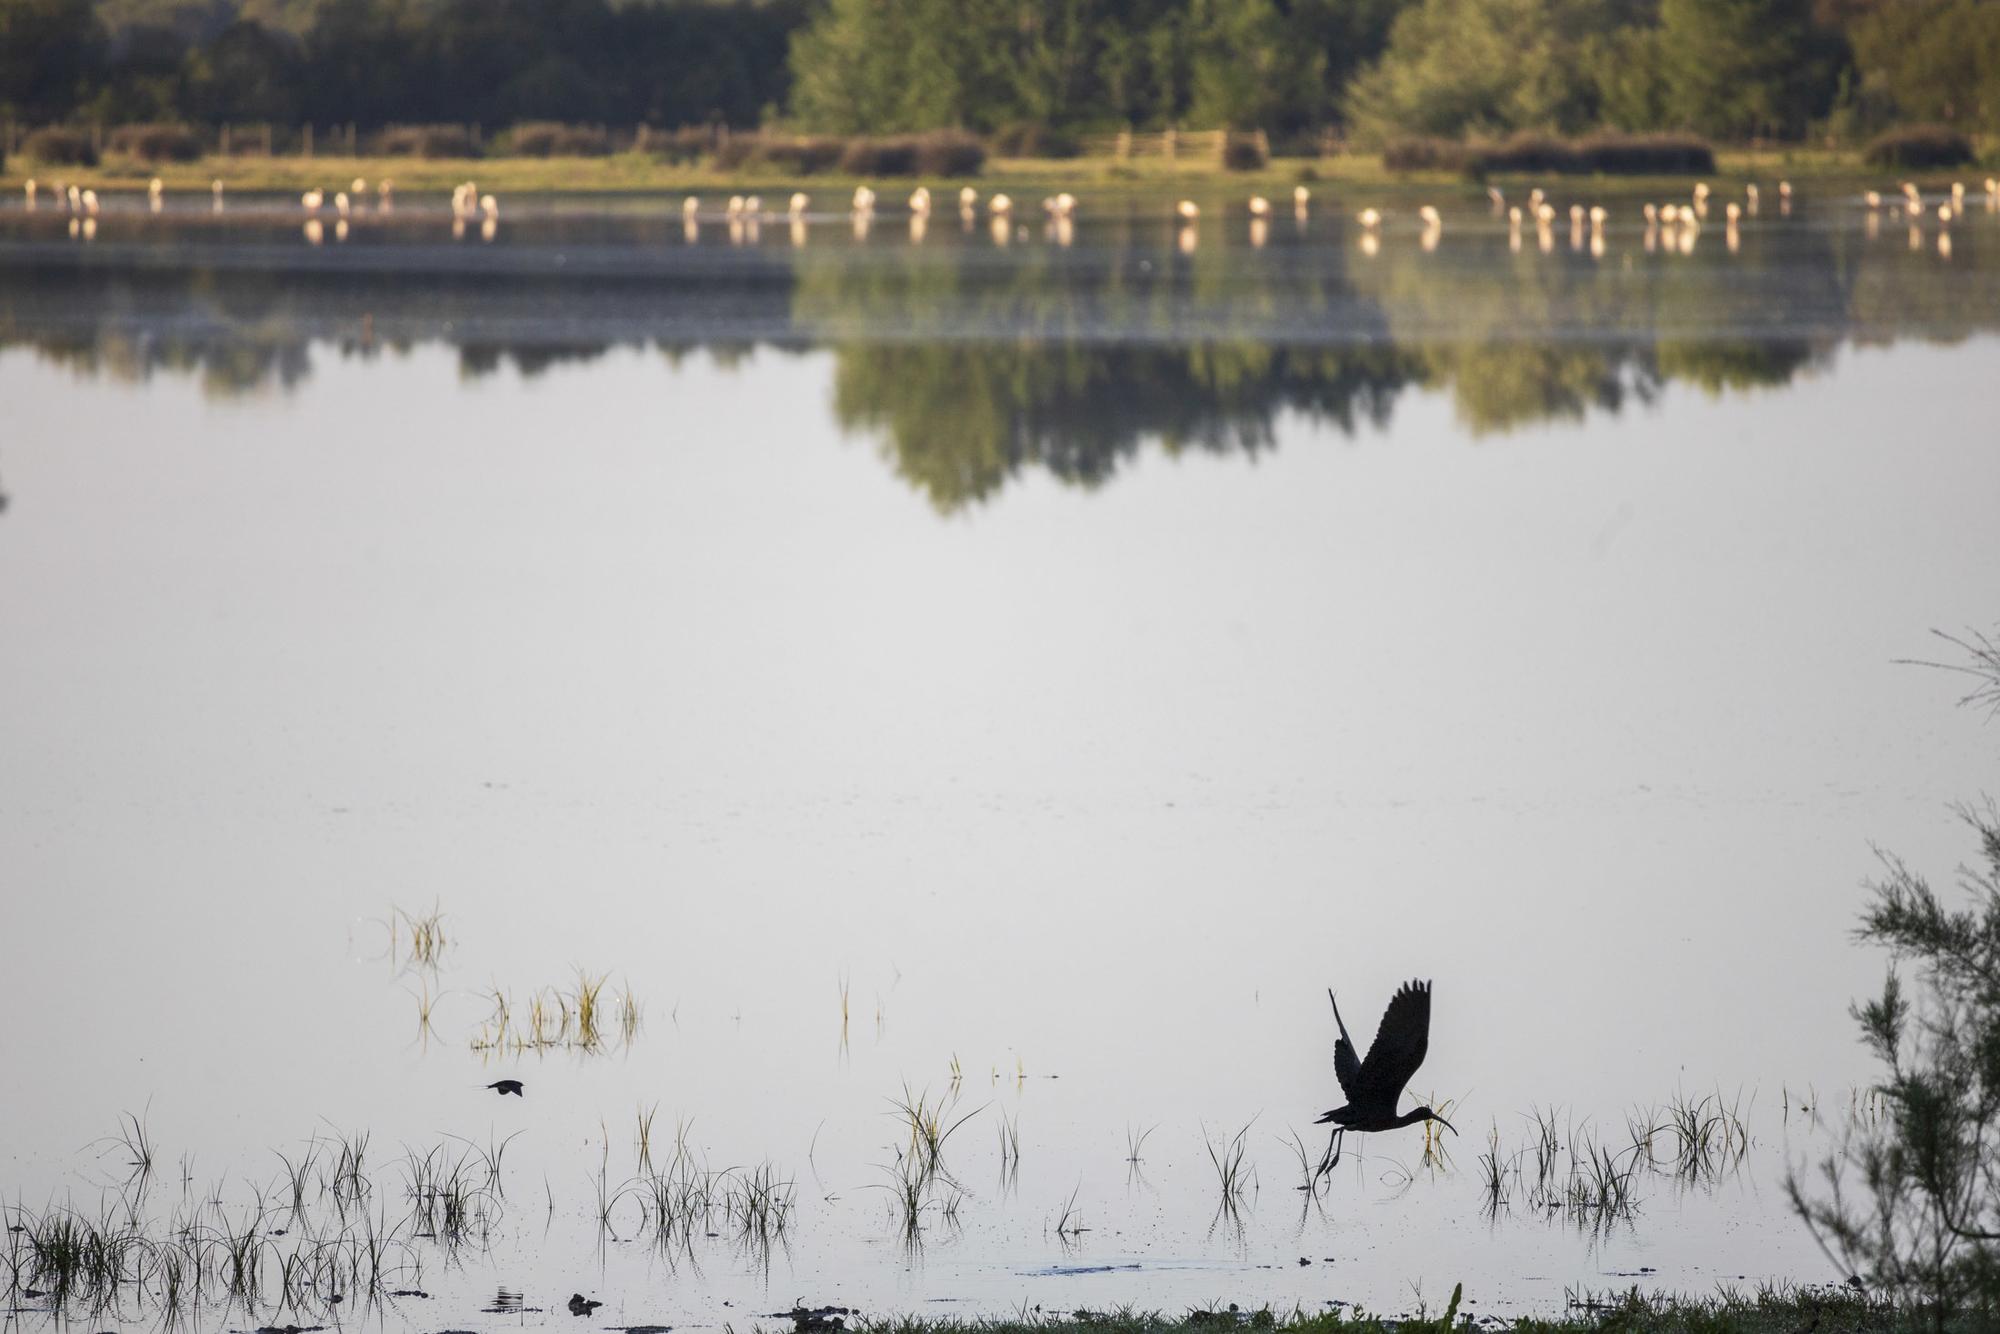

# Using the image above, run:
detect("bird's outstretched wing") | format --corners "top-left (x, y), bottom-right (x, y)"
top-left (1329, 989), bottom-right (1362, 1099)
top-left (1353, 980), bottom-right (1431, 1103)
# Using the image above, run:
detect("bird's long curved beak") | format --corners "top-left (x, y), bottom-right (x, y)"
top-left (1435, 1115), bottom-right (1458, 1136)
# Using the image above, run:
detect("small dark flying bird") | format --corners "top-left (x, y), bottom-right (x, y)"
top-left (486, 1079), bottom-right (523, 1097)
top-left (1316, 979), bottom-right (1454, 1176)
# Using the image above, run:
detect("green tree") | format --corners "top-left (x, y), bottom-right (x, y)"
top-left (786, 0), bottom-right (1020, 132)
top-left (1187, 0), bottom-right (1328, 131)
top-left (1345, 0), bottom-right (1621, 140)
top-left (1847, 0), bottom-right (2000, 132)
top-left (1789, 632), bottom-right (2000, 1329)
top-left (1007, 0), bottom-right (1100, 126)
top-left (0, 0), bottom-right (105, 120)
top-left (1288, 0), bottom-right (1417, 125)
top-left (81, 20), bottom-right (187, 121)
top-left (178, 18), bottom-right (302, 122)
top-left (1658, 0), bottom-right (1834, 137)
top-left (1589, 26), bottom-right (1672, 130)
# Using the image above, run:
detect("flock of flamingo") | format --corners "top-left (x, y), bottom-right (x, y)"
top-left (16, 170), bottom-right (2000, 258)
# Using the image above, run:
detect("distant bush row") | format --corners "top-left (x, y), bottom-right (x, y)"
top-left (1861, 124), bottom-right (1975, 168)
top-left (1383, 133), bottom-right (1718, 177)
top-left (26, 120), bottom-right (1979, 178)
top-left (710, 131), bottom-right (986, 176)
top-left (13, 121), bottom-right (992, 175)
top-left (22, 126), bottom-right (100, 166)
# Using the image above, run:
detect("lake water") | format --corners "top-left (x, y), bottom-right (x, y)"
top-left (1, 183), bottom-right (1997, 1331)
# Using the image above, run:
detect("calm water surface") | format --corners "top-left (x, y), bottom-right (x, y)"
top-left (0, 185), bottom-right (1996, 1330)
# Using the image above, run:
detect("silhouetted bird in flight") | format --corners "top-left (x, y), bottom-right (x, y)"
top-left (1316, 979), bottom-right (1454, 1176)
top-left (486, 1079), bottom-right (523, 1096)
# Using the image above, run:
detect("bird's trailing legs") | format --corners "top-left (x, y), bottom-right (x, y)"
top-left (1316, 1127), bottom-right (1345, 1179)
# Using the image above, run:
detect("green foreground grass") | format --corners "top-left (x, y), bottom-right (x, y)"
top-left (833, 1287), bottom-right (1896, 1334)
top-left (0, 145), bottom-right (1977, 202)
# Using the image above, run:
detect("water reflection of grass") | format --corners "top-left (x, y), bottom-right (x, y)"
top-left (0, 1084), bottom-right (1854, 1326)
top-left (1464, 1094), bottom-right (1752, 1234)
top-left (469, 970), bottom-right (642, 1055)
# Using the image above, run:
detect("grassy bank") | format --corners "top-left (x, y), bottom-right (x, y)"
top-left (828, 1288), bottom-right (1895, 1334)
top-left (0, 146), bottom-right (1979, 202)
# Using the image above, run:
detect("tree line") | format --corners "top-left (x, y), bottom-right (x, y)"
top-left (1, 0), bottom-right (1997, 144)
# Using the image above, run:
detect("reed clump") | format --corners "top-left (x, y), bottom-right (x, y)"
top-left (470, 969), bottom-right (641, 1054)
top-left (4, 1149), bottom-right (439, 1324)
top-left (390, 903), bottom-right (448, 968)
top-left (1202, 1119), bottom-right (1257, 1204)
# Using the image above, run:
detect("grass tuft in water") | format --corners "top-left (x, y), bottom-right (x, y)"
top-left (1201, 1119), bottom-right (1257, 1205)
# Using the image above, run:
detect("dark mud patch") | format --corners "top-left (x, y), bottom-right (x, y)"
top-left (770, 1304), bottom-right (855, 1332)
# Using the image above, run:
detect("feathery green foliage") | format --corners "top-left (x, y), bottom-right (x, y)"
top-left (1789, 633), bottom-right (2000, 1330)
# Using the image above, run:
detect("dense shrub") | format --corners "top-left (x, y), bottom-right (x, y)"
top-left (640, 125), bottom-right (723, 164)
top-left (1396, 132), bottom-right (1716, 177)
top-left (1575, 132), bottom-right (1714, 174)
top-left (1381, 136), bottom-right (1469, 172)
top-left (501, 122), bottom-right (611, 157)
top-left (374, 124), bottom-right (477, 158)
top-left (1220, 132), bottom-right (1268, 171)
top-left (838, 132), bottom-right (984, 177)
top-left (108, 123), bottom-right (204, 163)
top-left (712, 133), bottom-right (846, 173)
top-left (1787, 634), bottom-right (2000, 1322)
top-left (913, 131), bottom-right (985, 175)
top-left (1863, 124), bottom-right (1975, 168)
top-left (838, 136), bottom-right (916, 175)
top-left (990, 122), bottom-right (1081, 159)
top-left (22, 127), bottom-right (98, 167)
top-left (1466, 134), bottom-right (1581, 174)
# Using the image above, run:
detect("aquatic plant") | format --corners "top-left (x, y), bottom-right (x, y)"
top-left (1276, 1129), bottom-right (1329, 1199)
top-left (97, 1109), bottom-right (155, 1178)
top-left (390, 903), bottom-right (448, 968)
top-left (888, 1084), bottom-right (982, 1184)
top-left (1052, 1183), bottom-right (1086, 1242)
top-left (1477, 1123), bottom-right (1510, 1211)
top-left (1201, 1119), bottom-right (1257, 1204)
top-left (1653, 1090), bottom-right (1750, 1181)
top-left (469, 972), bottom-right (644, 1055)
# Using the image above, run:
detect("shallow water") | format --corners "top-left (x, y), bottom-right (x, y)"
top-left (1, 184), bottom-right (1997, 1331)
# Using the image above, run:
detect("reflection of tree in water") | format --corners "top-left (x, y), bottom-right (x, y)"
top-left (1346, 224), bottom-right (1849, 431)
top-left (0, 264), bottom-right (324, 397)
top-left (830, 341), bottom-right (1416, 512)
top-left (454, 339), bottom-right (776, 380)
top-left (0, 214), bottom-right (1993, 512)
top-left (459, 342), bottom-right (617, 380)
top-left (795, 234), bottom-right (1421, 510)
top-left (799, 219), bottom-right (1878, 500)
